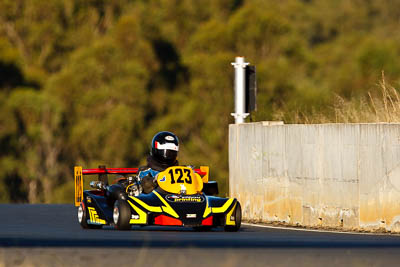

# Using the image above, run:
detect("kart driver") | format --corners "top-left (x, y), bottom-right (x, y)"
top-left (104, 131), bottom-right (179, 202)
top-left (138, 131), bottom-right (179, 193)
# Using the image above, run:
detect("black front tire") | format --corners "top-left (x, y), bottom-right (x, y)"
top-left (114, 200), bottom-right (132, 230)
top-left (78, 203), bottom-right (102, 229)
top-left (224, 201), bottom-right (242, 232)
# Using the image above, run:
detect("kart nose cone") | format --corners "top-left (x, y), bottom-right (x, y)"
top-left (113, 206), bottom-right (119, 224)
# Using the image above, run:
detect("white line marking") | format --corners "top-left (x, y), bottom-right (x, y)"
top-left (242, 222), bottom-right (396, 236)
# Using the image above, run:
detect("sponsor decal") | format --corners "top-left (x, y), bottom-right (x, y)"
top-left (166, 194), bottom-right (205, 203)
top-left (131, 214), bottom-right (139, 219)
top-left (155, 141), bottom-right (178, 151)
top-left (165, 136), bottom-right (175, 141)
top-left (86, 196), bottom-right (91, 203)
top-left (159, 176), bottom-right (166, 182)
top-left (87, 207), bottom-right (106, 224)
top-left (186, 214), bottom-right (197, 218)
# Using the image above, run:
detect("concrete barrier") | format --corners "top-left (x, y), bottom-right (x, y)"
top-left (229, 122), bottom-right (400, 232)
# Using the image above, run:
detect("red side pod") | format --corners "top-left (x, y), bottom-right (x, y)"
top-left (202, 216), bottom-right (213, 226)
top-left (154, 215), bottom-right (182, 226)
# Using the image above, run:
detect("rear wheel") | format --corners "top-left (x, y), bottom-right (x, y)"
top-left (78, 202), bottom-right (102, 229)
top-left (224, 201), bottom-right (242, 232)
top-left (113, 200), bottom-right (132, 230)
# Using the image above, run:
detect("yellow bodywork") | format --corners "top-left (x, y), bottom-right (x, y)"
top-left (204, 198), bottom-right (237, 225)
top-left (225, 202), bottom-right (237, 226)
top-left (212, 198), bottom-right (234, 213)
top-left (203, 198), bottom-right (212, 218)
top-left (74, 166), bottom-right (83, 207)
top-left (127, 191), bottom-right (180, 224)
top-left (153, 191), bottom-right (179, 218)
top-left (157, 166), bottom-right (203, 195)
top-left (127, 200), bottom-right (148, 224)
top-left (199, 166), bottom-right (209, 183)
top-left (87, 207), bottom-right (106, 224)
top-left (129, 196), bottom-right (162, 213)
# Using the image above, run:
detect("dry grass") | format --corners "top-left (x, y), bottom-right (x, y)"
top-left (278, 72), bottom-right (400, 124)
top-left (335, 72), bottom-right (400, 123)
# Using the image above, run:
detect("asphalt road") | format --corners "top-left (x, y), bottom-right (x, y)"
top-left (1, 204), bottom-right (400, 266)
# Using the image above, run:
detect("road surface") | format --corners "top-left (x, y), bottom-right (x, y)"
top-left (1, 204), bottom-right (399, 266)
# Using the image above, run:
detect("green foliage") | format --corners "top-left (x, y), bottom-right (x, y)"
top-left (1, 0), bottom-right (400, 202)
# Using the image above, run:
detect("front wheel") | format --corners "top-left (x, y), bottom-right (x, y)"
top-left (78, 203), bottom-right (102, 229)
top-left (113, 200), bottom-right (132, 230)
top-left (224, 201), bottom-right (242, 232)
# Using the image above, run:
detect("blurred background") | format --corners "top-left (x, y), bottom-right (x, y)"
top-left (0, 0), bottom-right (400, 203)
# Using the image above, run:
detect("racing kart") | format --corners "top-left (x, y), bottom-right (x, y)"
top-left (74, 165), bottom-right (241, 231)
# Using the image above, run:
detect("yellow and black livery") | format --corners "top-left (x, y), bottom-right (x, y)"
top-left (75, 166), bottom-right (241, 231)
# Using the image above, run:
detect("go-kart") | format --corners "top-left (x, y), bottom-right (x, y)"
top-left (74, 165), bottom-right (241, 231)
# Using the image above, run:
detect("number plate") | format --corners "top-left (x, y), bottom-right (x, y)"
top-left (157, 166), bottom-right (203, 195)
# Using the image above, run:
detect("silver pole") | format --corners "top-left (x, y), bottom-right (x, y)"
top-left (231, 57), bottom-right (249, 124)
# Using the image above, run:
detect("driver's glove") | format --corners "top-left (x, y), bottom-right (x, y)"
top-left (141, 175), bottom-right (157, 194)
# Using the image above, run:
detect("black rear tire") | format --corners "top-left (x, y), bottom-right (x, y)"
top-left (224, 201), bottom-right (242, 232)
top-left (78, 203), bottom-right (102, 229)
top-left (114, 200), bottom-right (132, 230)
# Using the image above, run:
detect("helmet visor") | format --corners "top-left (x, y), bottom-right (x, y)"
top-left (163, 149), bottom-right (178, 163)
